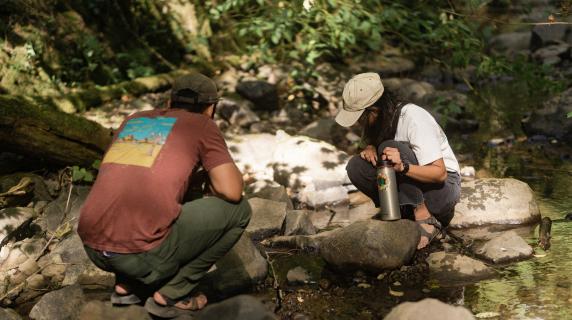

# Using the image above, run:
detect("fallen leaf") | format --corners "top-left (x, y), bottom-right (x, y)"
top-left (357, 283), bottom-right (371, 289)
top-left (392, 281), bottom-right (401, 286)
top-left (377, 273), bottom-right (386, 280)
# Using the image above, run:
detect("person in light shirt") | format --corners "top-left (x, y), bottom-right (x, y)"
top-left (336, 72), bottom-right (461, 249)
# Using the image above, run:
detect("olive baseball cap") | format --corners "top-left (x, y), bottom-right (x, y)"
top-left (171, 73), bottom-right (220, 105)
top-left (335, 72), bottom-right (384, 127)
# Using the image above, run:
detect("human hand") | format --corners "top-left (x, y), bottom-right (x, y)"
top-left (360, 145), bottom-right (378, 166)
top-left (382, 147), bottom-right (405, 172)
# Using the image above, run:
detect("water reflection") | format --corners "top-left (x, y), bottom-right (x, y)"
top-left (463, 163), bottom-right (572, 319)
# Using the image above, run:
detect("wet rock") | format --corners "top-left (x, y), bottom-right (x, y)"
top-left (0, 207), bottom-right (35, 243)
top-left (0, 308), bottom-right (22, 320)
top-left (287, 266), bottom-right (311, 284)
top-left (196, 295), bottom-right (276, 320)
top-left (79, 300), bottom-right (151, 320)
top-left (522, 87), bottom-right (572, 144)
top-left (228, 131), bottom-right (351, 207)
top-left (249, 185), bottom-right (293, 210)
top-left (236, 80), bottom-right (279, 111)
top-left (473, 231), bottom-right (533, 264)
top-left (283, 210), bottom-right (316, 236)
top-left (532, 43), bottom-right (571, 65)
top-left (531, 24), bottom-right (568, 51)
top-left (246, 198), bottom-right (288, 240)
top-left (320, 220), bottom-right (419, 271)
top-left (450, 178), bottom-right (540, 228)
top-left (384, 298), bottom-right (475, 320)
top-left (43, 185), bottom-right (90, 233)
top-left (29, 284), bottom-right (85, 320)
top-left (217, 95), bottom-right (260, 128)
top-left (427, 252), bottom-right (495, 284)
top-left (198, 234), bottom-right (268, 298)
top-left (489, 31), bottom-right (532, 56)
top-left (50, 234), bottom-right (114, 287)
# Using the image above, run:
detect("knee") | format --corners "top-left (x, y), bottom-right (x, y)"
top-left (377, 140), bottom-right (398, 154)
top-left (236, 198), bottom-right (252, 228)
top-left (346, 155), bottom-right (368, 183)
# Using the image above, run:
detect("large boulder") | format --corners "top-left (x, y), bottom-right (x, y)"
top-left (521, 87), bottom-right (572, 144)
top-left (320, 220), bottom-right (419, 271)
top-left (282, 210), bottom-right (316, 236)
top-left (384, 298), bottom-right (475, 320)
top-left (228, 131), bottom-right (352, 207)
top-left (198, 233), bottom-right (268, 299)
top-left (235, 80), bottom-right (279, 111)
top-left (382, 78), bottom-right (435, 104)
top-left (427, 252), bottom-right (496, 284)
top-left (473, 231), bottom-right (533, 264)
top-left (29, 284), bottom-right (85, 320)
top-left (0, 308), bottom-right (22, 320)
top-left (489, 31), bottom-right (532, 56)
top-left (249, 185), bottom-right (294, 210)
top-left (450, 178), bottom-right (540, 228)
top-left (196, 295), bottom-right (276, 320)
top-left (531, 24), bottom-right (568, 51)
top-left (246, 198), bottom-right (288, 240)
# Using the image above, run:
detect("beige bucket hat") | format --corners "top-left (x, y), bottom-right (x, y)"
top-left (335, 72), bottom-right (384, 127)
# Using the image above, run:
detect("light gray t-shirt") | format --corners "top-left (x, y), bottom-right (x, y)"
top-left (394, 104), bottom-right (460, 173)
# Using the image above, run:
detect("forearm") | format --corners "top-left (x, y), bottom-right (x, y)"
top-left (401, 163), bottom-right (447, 184)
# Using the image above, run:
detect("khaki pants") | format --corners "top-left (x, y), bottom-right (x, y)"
top-left (84, 197), bottom-right (252, 300)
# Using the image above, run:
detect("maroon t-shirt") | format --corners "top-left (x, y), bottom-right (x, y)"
top-left (78, 109), bottom-right (233, 253)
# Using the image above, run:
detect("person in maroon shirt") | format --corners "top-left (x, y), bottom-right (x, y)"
top-left (78, 73), bottom-right (251, 317)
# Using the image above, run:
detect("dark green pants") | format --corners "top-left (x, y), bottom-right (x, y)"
top-left (84, 197), bottom-right (251, 300)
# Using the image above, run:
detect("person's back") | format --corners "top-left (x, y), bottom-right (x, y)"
top-left (78, 108), bottom-right (229, 253)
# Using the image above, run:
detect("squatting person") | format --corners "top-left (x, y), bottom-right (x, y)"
top-left (335, 72), bottom-right (461, 249)
top-left (78, 72), bottom-right (251, 318)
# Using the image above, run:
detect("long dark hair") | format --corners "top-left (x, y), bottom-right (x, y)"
top-left (362, 88), bottom-right (404, 147)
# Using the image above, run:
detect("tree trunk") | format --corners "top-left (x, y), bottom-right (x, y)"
top-left (46, 69), bottom-right (194, 113)
top-left (0, 95), bottom-right (112, 166)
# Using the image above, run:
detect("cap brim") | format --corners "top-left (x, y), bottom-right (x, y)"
top-left (335, 108), bottom-right (364, 127)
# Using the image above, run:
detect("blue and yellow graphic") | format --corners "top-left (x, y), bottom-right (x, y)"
top-left (102, 117), bottom-right (177, 167)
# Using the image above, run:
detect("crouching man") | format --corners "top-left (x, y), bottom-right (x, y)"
top-left (78, 73), bottom-right (251, 318)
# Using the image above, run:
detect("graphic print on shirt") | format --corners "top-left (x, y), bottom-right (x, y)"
top-left (102, 117), bottom-right (177, 167)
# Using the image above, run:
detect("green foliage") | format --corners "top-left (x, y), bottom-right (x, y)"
top-left (70, 160), bottom-right (101, 183)
top-left (567, 112), bottom-right (572, 118)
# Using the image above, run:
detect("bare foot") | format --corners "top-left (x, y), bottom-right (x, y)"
top-left (115, 284), bottom-right (129, 295)
top-left (153, 291), bottom-right (208, 310)
top-left (417, 223), bottom-right (435, 249)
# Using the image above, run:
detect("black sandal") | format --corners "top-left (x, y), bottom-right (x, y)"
top-left (416, 216), bottom-right (443, 247)
top-left (144, 293), bottom-right (205, 318)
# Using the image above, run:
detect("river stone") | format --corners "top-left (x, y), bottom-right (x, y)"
top-left (44, 185), bottom-right (90, 233)
top-left (522, 87), bottom-right (572, 144)
top-left (50, 233), bottom-right (114, 287)
top-left (450, 178), bottom-right (540, 228)
top-left (0, 308), bottom-right (22, 320)
top-left (283, 210), bottom-right (316, 236)
top-left (228, 131), bottom-right (352, 207)
top-left (217, 95), bottom-right (260, 128)
top-left (383, 78), bottom-right (435, 104)
top-left (287, 266), bottom-right (311, 284)
top-left (320, 220), bottom-right (419, 271)
top-left (249, 185), bottom-right (294, 210)
top-left (473, 230), bottom-right (533, 264)
top-left (531, 24), bottom-right (568, 51)
top-left (198, 233), bottom-right (268, 298)
top-left (532, 43), bottom-right (571, 65)
top-left (0, 207), bottom-right (35, 243)
top-left (246, 198), bottom-right (288, 240)
top-left (310, 200), bottom-right (377, 230)
top-left (196, 295), bottom-right (276, 320)
top-left (29, 284), bottom-right (85, 320)
top-left (384, 298), bottom-right (475, 320)
top-left (489, 31), bottom-right (532, 55)
top-left (427, 252), bottom-right (495, 284)
top-left (300, 118), bottom-right (337, 142)
top-left (79, 300), bottom-right (152, 320)
top-left (235, 80), bottom-right (279, 111)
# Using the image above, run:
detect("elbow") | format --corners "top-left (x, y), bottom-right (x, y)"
top-left (436, 171), bottom-right (447, 184)
top-left (225, 192), bottom-right (243, 203)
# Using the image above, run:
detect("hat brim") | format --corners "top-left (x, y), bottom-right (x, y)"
top-left (335, 108), bottom-right (365, 127)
